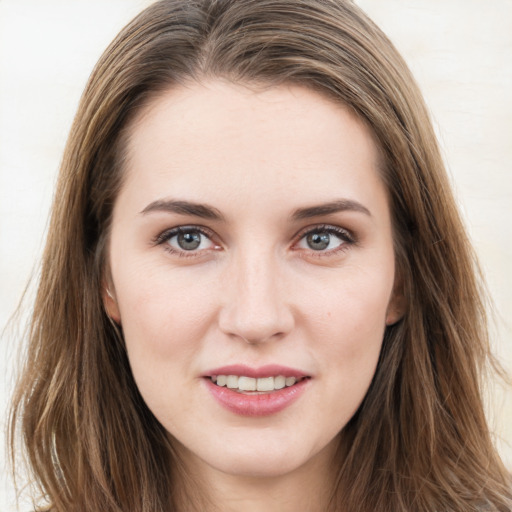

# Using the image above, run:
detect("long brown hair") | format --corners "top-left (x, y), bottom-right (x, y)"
top-left (9, 1), bottom-right (511, 510)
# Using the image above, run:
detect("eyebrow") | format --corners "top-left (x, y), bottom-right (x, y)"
top-left (291, 199), bottom-right (371, 220)
top-left (140, 198), bottom-right (371, 222)
top-left (140, 199), bottom-right (224, 220)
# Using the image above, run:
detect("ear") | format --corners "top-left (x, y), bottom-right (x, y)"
top-left (385, 272), bottom-right (406, 326)
top-left (102, 282), bottom-right (121, 324)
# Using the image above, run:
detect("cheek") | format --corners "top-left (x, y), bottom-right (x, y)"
top-left (113, 260), bottom-right (218, 361)
top-left (320, 300), bottom-right (386, 428)
top-left (113, 265), bottom-right (217, 424)
top-left (301, 266), bottom-right (392, 387)
top-left (304, 265), bottom-right (392, 338)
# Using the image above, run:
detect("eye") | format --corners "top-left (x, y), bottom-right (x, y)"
top-left (295, 225), bottom-right (354, 254)
top-left (173, 230), bottom-right (206, 251)
top-left (154, 226), bottom-right (219, 255)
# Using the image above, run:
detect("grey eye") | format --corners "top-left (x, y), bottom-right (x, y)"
top-left (177, 231), bottom-right (202, 250)
top-left (306, 232), bottom-right (331, 250)
top-left (296, 227), bottom-right (349, 253)
top-left (159, 226), bottom-right (218, 255)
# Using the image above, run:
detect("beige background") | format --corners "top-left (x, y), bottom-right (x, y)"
top-left (1, 1), bottom-right (511, 510)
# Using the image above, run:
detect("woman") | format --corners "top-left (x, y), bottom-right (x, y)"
top-left (9, 0), bottom-right (512, 511)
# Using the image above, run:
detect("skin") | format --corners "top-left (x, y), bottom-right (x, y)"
top-left (104, 80), bottom-right (403, 512)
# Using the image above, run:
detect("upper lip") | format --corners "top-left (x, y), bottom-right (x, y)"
top-left (203, 364), bottom-right (310, 379)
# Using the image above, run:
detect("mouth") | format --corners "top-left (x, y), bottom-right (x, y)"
top-left (209, 374), bottom-right (309, 394)
top-left (203, 365), bottom-right (311, 416)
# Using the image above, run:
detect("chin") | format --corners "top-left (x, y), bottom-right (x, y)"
top-left (182, 430), bottom-right (340, 481)
top-left (215, 453), bottom-right (302, 479)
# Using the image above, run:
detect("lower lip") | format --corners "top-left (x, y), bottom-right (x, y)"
top-left (204, 378), bottom-right (309, 417)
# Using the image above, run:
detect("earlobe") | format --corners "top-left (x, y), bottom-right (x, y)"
top-left (102, 284), bottom-right (121, 324)
top-left (385, 274), bottom-right (407, 326)
top-left (385, 304), bottom-right (404, 326)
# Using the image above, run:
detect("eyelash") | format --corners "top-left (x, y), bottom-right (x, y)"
top-left (153, 224), bottom-right (356, 258)
top-left (292, 224), bottom-right (356, 258)
top-left (153, 226), bottom-right (219, 258)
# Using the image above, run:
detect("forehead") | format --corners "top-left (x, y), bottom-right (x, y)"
top-left (119, 80), bottom-right (387, 217)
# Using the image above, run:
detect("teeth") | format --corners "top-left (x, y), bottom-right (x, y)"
top-left (238, 376), bottom-right (256, 391)
top-left (256, 377), bottom-right (274, 392)
top-left (274, 375), bottom-right (286, 390)
top-left (285, 377), bottom-right (296, 387)
top-left (226, 375), bottom-right (239, 389)
top-left (211, 374), bottom-right (302, 392)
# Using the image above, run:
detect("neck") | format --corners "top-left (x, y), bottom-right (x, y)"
top-left (171, 439), bottom-right (339, 512)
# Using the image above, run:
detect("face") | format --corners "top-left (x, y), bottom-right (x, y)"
top-left (105, 80), bottom-right (401, 481)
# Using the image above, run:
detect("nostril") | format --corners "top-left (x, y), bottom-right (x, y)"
top-left (238, 331), bottom-right (288, 345)
top-left (217, 280), bottom-right (295, 344)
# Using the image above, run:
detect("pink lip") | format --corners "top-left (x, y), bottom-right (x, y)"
top-left (203, 364), bottom-right (308, 379)
top-left (202, 365), bottom-right (311, 417)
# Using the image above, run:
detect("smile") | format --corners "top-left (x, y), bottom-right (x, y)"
top-left (203, 365), bottom-right (311, 416)
top-left (211, 375), bottom-right (306, 393)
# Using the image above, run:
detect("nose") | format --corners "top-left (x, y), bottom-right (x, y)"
top-left (218, 248), bottom-right (295, 344)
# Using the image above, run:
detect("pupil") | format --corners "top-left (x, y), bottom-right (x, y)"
top-left (307, 232), bottom-right (330, 250)
top-left (178, 231), bottom-right (201, 250)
